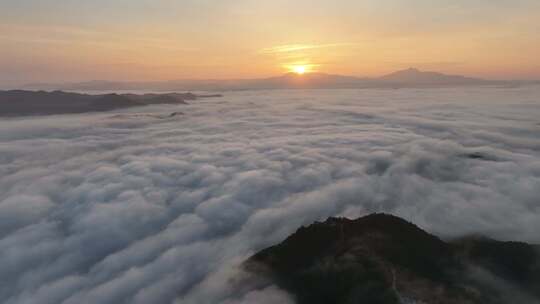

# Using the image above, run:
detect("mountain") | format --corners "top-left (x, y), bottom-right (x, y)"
top-left (0, 90), bottom-right (221, 117)
top-left (245, 214), bottom-right (540, 304)
top-left (378, 68), bottom-right (492, 85)
top-left (22, 68), bottom-right (521, 92)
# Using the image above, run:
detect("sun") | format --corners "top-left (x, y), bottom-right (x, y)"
top-left (285, 63), bottom-right (315, 75)
top-left (292, 65), bottom-right (307, 75)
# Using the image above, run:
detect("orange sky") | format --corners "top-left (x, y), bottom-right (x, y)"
top-left (1, 0), bottom-right (540, 85)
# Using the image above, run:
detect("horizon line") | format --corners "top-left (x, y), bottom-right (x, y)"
top-left (15, 68), bottom-right (540, 87)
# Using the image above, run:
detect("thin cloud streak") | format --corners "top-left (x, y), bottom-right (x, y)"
top-left (260, 43), bottom-right (361, 54)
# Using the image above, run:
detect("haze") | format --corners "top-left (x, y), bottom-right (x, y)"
top-left (2, 2), bottom-right (540, 303)
top-left (2, 0), bottom-right (540, 87)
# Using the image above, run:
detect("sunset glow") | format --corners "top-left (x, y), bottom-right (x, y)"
top-left (292, 65), bottom-right (307, 75)
top-left (1, 1), bottom-right (540, 85)
top-left (2, 1), bottom-right (540, 304)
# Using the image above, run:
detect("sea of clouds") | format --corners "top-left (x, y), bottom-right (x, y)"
top-left (1, 87), bottom-right (540, 303)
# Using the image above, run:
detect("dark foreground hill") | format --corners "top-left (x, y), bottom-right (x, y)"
top-left (245, 214), bottom-right (540, 304)
top-left (0, 90), bottom-right (222, 117)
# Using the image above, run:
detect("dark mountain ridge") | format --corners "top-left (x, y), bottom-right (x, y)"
top-left (245, 214), bottom-right (540, 304)
top-left (0, 90), bottom-right (221, 117)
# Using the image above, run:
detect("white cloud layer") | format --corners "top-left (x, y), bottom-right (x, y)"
top-left (1, 87), bottom-right (540, 303)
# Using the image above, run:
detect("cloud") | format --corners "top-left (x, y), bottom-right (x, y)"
top-left (1, 87), bottom-right (540, 303)
top-left (466, 264), bottom-right (540, 304)
top-left (260, 43), bottom-right (359, 54)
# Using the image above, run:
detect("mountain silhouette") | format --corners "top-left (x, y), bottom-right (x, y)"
top-left (23, 68), bottom-right (521, 92)
top-left (379, 68), bottom-right (488, 85)
top-left (245, 214), bottom-right (540, 304)
top-left (0, 90), bottom-right (221, 116)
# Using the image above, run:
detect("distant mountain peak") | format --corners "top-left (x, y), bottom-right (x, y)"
top-left (404, 67), bottom-right (420, 72)
top-left (383, 67), bottom-right (441, 77)
top-left (379, 67), bottom-right (488, 85)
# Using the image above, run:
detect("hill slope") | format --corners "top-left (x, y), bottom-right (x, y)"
top-left (245, 214), bottom-right (540, 304)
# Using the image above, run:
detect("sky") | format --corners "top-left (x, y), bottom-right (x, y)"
top-left (1, 0), bottom-right (540, 85)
